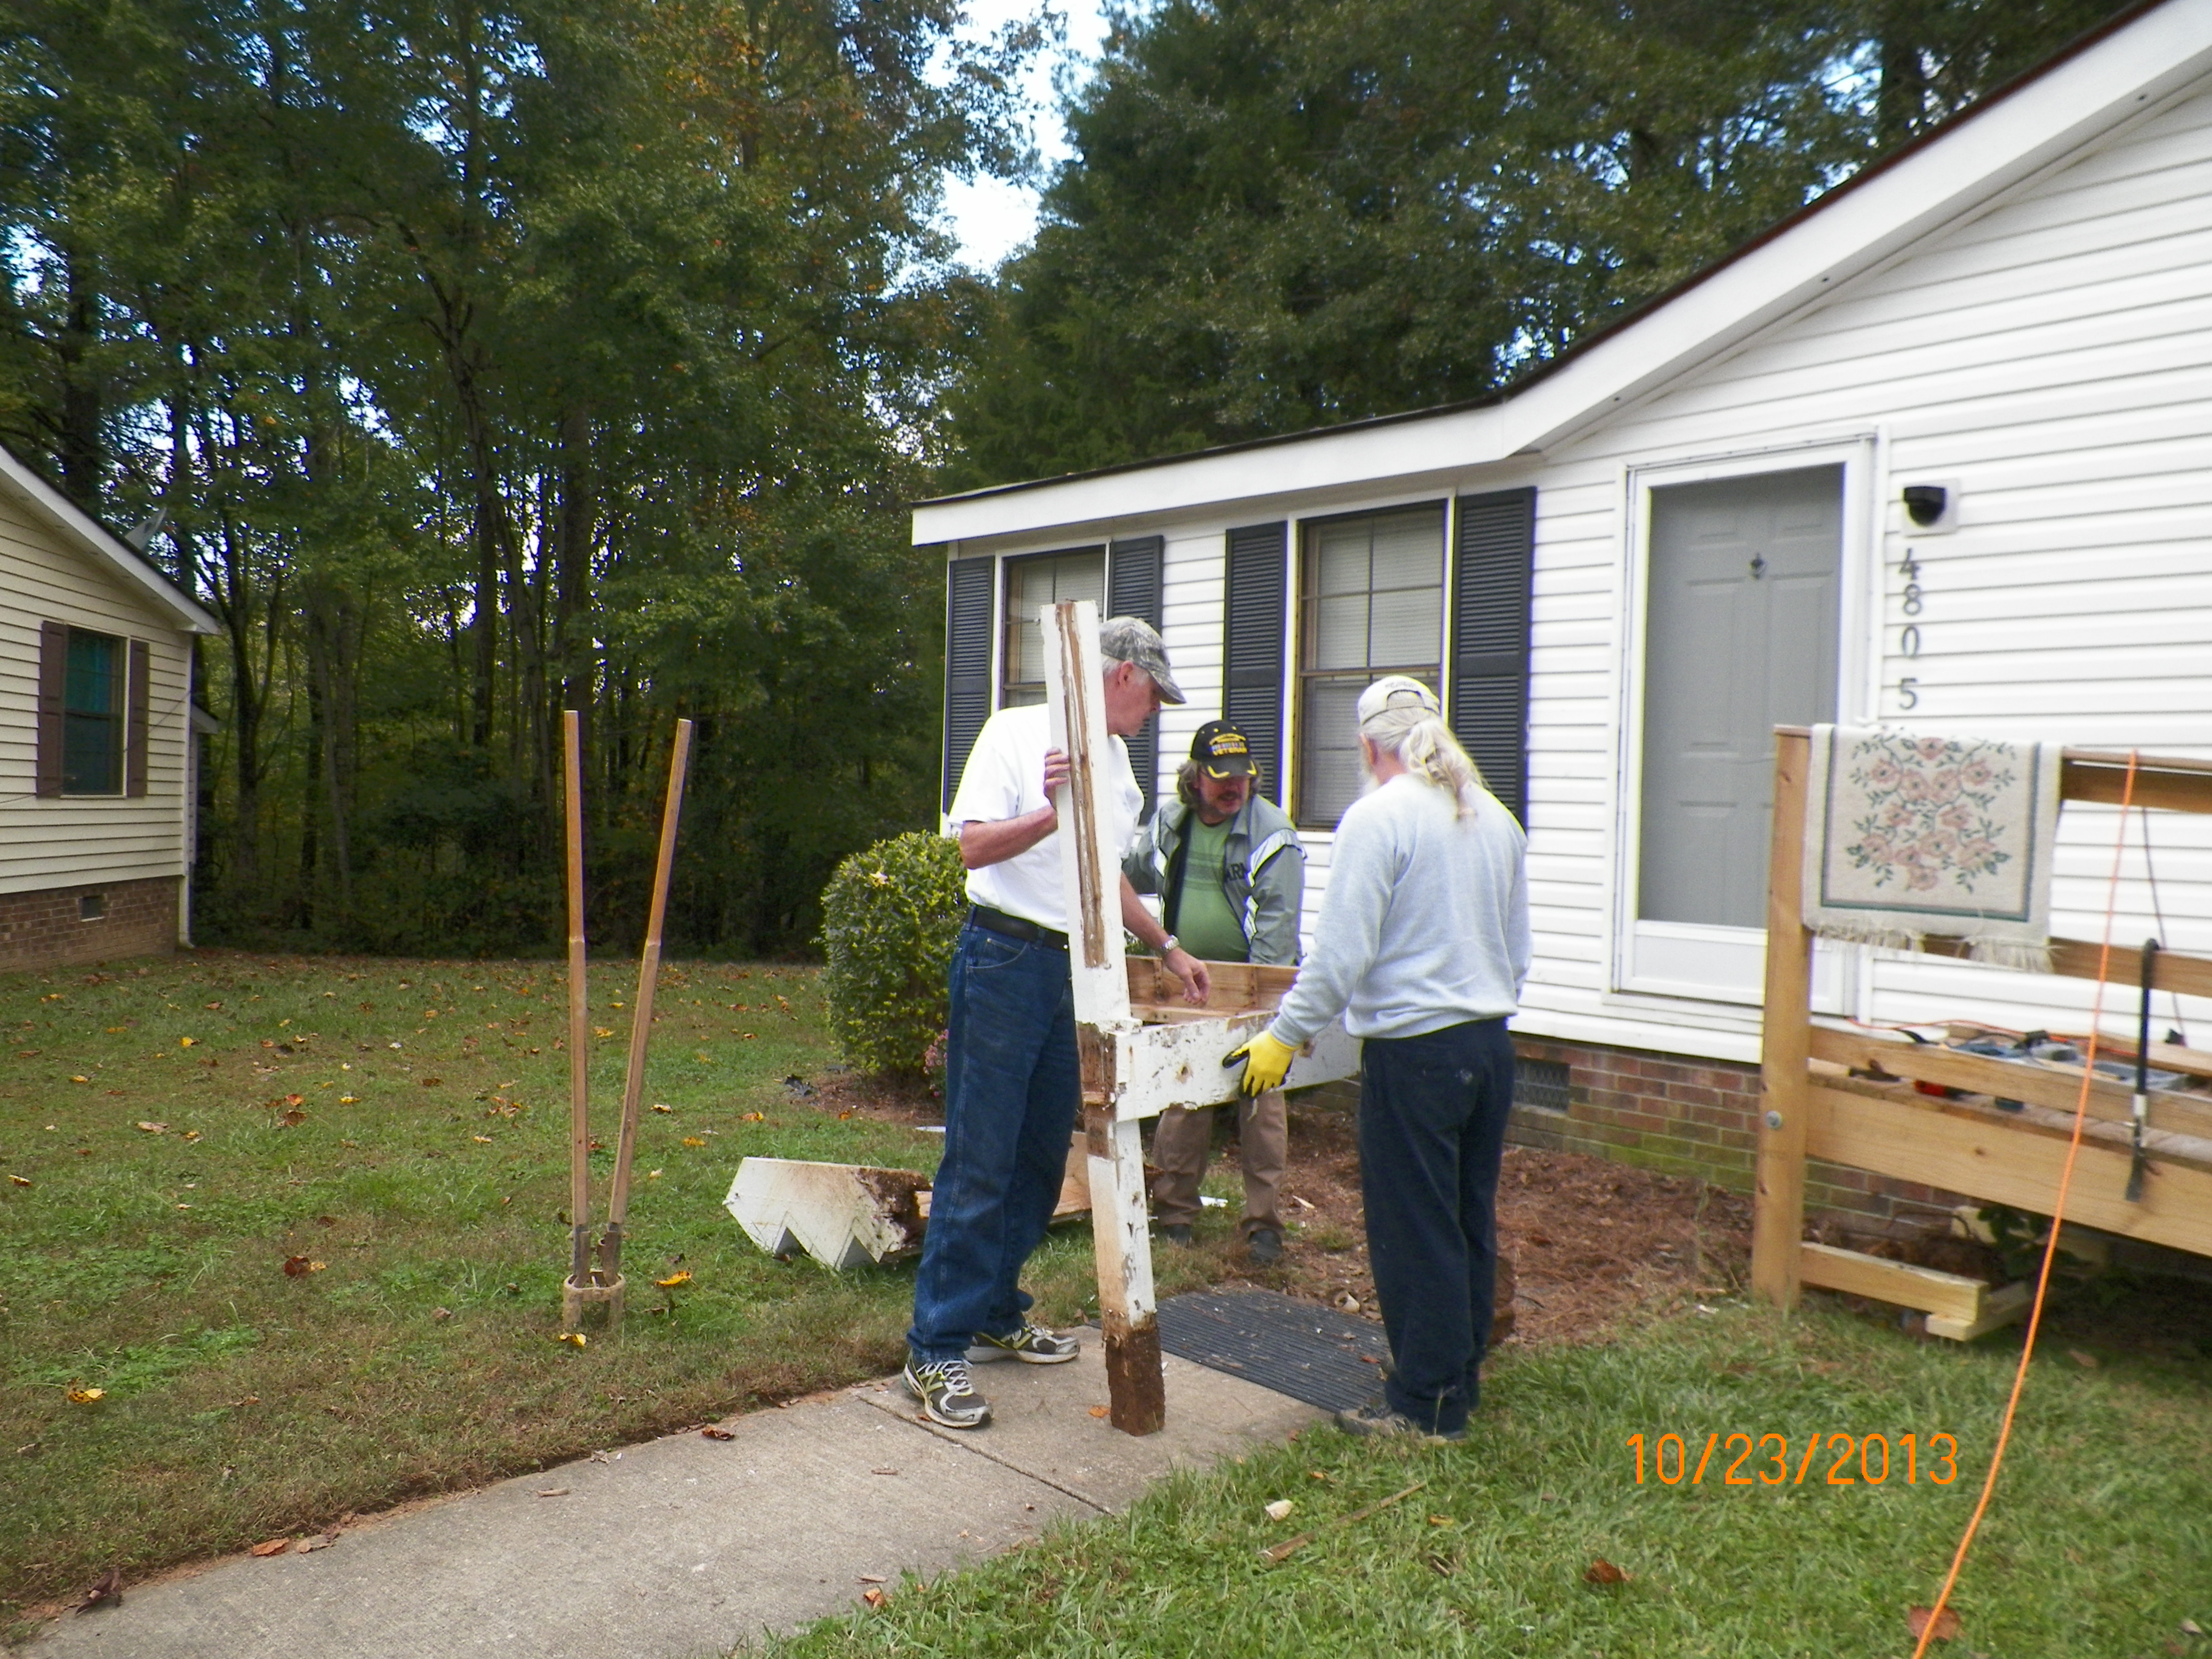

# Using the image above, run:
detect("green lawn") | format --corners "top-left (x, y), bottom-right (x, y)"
top-left (0, 950), bottom-right (1227, 1628)
top-left (765, 1301), bottom-right (2212, 1658)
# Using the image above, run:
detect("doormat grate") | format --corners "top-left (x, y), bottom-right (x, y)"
top-left (1151, 1289), bottom-right (1390, 1414)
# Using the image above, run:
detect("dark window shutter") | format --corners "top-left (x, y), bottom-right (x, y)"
top-left (1448, 488), bottom-right (1536, 824)
top-left (1223, 523), bottom-right (1288, 806)
top-left (1108, 535), bottom-right (1165, 815)
top-left (942, 556), bottom-right (995, 812)
top-left (36, 622), bottom-right (66, 798)
top-left (126, 639), bottom-right (151, 797)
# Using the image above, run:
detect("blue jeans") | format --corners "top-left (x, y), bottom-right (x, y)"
top-left (906, 922), bottom-right (1081, 1362)
top-left (1358, 1018), bottom-right (1515, 1436)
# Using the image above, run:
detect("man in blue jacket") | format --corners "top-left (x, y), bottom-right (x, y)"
top-left (1126, 721), bottom-right (1305, 1265)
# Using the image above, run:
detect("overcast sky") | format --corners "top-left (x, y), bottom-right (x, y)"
top-left (939, 1), bottom-right (1111, 270)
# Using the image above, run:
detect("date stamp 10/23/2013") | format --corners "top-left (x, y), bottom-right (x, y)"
top-left (1628, 1432), bottom-right (1961, 1488)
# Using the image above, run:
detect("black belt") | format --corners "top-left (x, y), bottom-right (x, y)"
top-left (969, 905), bottom-right (1068, 951)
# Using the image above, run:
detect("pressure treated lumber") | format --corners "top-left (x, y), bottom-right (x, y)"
top-left (1806, 1025), bottom-right (2212, 1144)
top-left (1926, 1281), bottom-right (2031, 1342)
top-left (1803, 1083), bottom-right (2212, 1259)
top-left (1913, 933), bottom-right (2212, 999)
top-left (1751, 729), bottom-right (1814, 1309)
top-left (1797, 1241), bottom-right (1988, 1323)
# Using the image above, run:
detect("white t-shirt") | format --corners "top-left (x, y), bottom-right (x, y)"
top-left (948, 704), bottom-right (1143, 934)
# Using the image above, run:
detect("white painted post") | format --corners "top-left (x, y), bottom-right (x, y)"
top-left (1042, 599), bottom-right (1164, 1435)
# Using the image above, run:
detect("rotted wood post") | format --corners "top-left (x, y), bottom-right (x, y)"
top-left (1043, 599), bottom-right (1165, 1435)
top-left (1751, 726), bottom-right (1814, 1309)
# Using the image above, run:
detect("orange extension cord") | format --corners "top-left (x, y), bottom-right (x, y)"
top-left (1907, 750), bottom-right (2140, 1659)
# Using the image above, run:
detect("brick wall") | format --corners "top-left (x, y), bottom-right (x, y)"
top-left (1509, 1034), bottom-right (1963, 1231)
top-left (0, 876), bottom-right (180, 972)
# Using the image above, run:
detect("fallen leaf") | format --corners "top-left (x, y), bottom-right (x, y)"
top-left (7, 1174), bottom-right (29, 1187)
top-left (279, 1109), bottom-right (307, 1128)
top-left (249, 1539), bottom-right (290, 1558)
top-left (700, 1426), bottom-right (735, 1441)
top-left (556, 1332), bottom-right (587, 1347)
top-left (296, 1533), bottom-right (336, 1553)
top-left (66, 1386), bottom-right (105, 1405)
top-left (862, 1588), bottom-right (888, 1609)
top-left (652, 1103), bottom-right (674, 1114)
top-left (2182, 1618), bottom-right (2205, 1636)
top-left (432, 1307), bottom-right (451, 1322)
top-left (136, 1121), bottom-right (167, 1134)
top-left (1907, 1605), bottom-right (1962, 1642)
top-left (594, 1028), bottom-right (614, 1039)
top-left (535, 1488), bottom-right (570, 1498)
top-left (647, 1169), bottom-right (663, 1180)
top-left (338, 1096), bottom-right (357, 1104)
top-left (2065, 1349), bottom-right (2098, 1370)
top-left (740, 1033), bottom-right (756, 1040)
top-left (681, 1136), bottom-right (706, 1148)
top-left (1264, 1500), bottom-right (1295, 1521)
top-left (76, 1567), bottom-right (123, 1611)
top-left (1584, 1558), bottom-right (1631, 1586)
top-left (1088, 1405), bottom-right (1110, 1419)
top-left (285, 1094), bottom-right (304, 1106)
top-left (179, 1037), bottom-right (195, 1048)
top-left (655, 1270), bottom-right (691, 1288)
top-left (282, 1255), bottom-right (314, 1277)
top-left (857, 1574), bottom-right (887, 1584)
top-left (1428, 1515), bottom-right (1452, 1526)
top-left (740, 1111), bottom-right (766, 1123)
top-left (70, 1074), bottom-right (89, 1083)
top-left (472, 1135), bottom-right (493, 1144)
top-left (181, 1130), bottom-right (201, 1143)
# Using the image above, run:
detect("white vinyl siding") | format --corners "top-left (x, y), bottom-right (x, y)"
top-left (0, 489), bottom-right (194, 897)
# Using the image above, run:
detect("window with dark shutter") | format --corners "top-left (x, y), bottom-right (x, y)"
top-left (36, 621), bottom-right (66, 797)
top-left (126, 639), bottom-right (150, 796)
top-left (1108, 535), bottom-right (1164, 814)
top-left (1447, 487), bottom-right (1537, 824)
top-left (1223, 523), bottom-right (1288, 806)
top-left (1001, 547), bottom-right (1105, 707)
top-left (942, 556), bottom-right (995, 812)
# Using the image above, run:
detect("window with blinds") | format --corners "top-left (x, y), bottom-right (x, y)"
top-left (63, 628), bottom-right (126, 795)
top-left (1295, 503), bottom-right (1446, 826)
top-left (1001, 548), bottom-right (1105, 707)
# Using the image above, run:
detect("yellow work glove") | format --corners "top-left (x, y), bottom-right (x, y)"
top-left (1222, 1030), bottom-right (1297, 1098)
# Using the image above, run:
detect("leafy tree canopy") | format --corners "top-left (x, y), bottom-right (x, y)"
top-left (942, 0), bottom-right (2132, 489)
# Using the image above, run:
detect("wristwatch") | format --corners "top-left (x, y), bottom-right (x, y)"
top-left (1158, 935), bottom-right (1181, 955)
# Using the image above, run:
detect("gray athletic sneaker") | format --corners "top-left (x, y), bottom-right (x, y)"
top-left (966, 1319), bottom-right (1079, 1364)
top-left (903, 1357), bottom-right (991, 1428)
top-left (1335, 1397), bottom-right (1467, 1444)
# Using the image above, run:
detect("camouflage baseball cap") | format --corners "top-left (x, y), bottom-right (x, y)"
top-left (1099, 615), bottom-right (1185, 704)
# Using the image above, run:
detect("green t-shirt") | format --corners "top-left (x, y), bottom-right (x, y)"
top-left (1172, 816), bottom-right (1249, 964)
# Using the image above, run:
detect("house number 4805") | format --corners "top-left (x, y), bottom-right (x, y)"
top-left (1896, 551), bottom-right (1924, 711)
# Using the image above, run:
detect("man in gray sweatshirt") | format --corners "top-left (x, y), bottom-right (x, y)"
top-left (1227, 675), bottom-right (1530, 1441)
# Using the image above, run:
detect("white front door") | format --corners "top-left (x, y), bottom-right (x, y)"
top-left (1628, 464), bottom-right (1849, 1006)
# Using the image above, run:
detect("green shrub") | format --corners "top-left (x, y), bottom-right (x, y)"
top-left (817, 831), bottom-right (969, 1079)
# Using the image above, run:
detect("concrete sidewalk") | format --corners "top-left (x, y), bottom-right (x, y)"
top-left (35, 1330), bottom-right (1318, 1659)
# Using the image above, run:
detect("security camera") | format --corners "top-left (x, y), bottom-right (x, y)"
top-left (1897, 480), bottom-right (1959, 534)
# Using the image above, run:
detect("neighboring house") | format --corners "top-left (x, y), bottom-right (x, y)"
top-left (917, 0), bottom-right (2212, 1227)
top-left (1, 441), bottom-right (220, 971)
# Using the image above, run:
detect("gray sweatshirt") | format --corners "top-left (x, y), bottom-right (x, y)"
top-left (1269, 773), bottom-right (1531, 1045)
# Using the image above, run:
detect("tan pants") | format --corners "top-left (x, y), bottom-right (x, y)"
top-left (1151, 1091), bottom-right (1287, 1235)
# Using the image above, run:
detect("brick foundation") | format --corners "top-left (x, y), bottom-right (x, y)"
top-left (0, 876), bottom-right (181, 972)
top-left (1508, 1034), bottom-right (1964, 1231)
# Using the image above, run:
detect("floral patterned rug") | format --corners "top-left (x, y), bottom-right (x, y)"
top-left (1801, 726), bottom-right (2062, 968)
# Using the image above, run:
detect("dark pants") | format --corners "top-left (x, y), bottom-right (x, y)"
top-left (906, 922), bottom-right (1080, 1362)
top-left (1358, 1018), bottom-right (1514, 1436)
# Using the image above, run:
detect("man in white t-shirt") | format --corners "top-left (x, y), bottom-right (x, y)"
top-left (905, 615), bottom-right (1211, 1430)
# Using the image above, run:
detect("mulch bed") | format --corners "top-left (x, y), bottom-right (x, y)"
top-left (811, 1064), bottom-right (2212, 1361)
top-left (816, 1065), bottom-right (1758, 1349)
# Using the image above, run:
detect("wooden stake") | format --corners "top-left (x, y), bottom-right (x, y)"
top-left (1043, 600), bottom-right (1165, 1436)
top-left (599, 718), bottom-right (693, 1294)
top-left (563, 711), bottom-right (592, 1293)
top-left (1751, 728), bottom-right (1814, 1309)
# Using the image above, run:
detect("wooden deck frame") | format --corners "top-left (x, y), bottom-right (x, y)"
top-left (1753, 730), bottom-right (2212, 1335)
top-left (1042, 601), bottom-right (1358, 1433)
